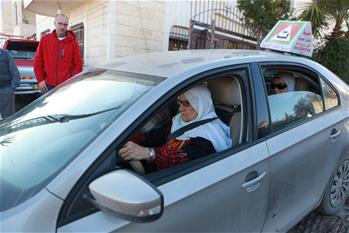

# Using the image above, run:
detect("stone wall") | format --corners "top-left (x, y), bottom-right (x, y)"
top-left (33, 0), bottom-right (166, 66)
top-left (0, 0), bottom-right (14, 35)
top-left (35, 14), bottom-right (54, 38)
top-left (113, 0), bottom-right (165, 57)
top-left (70, 0), bottom-right (166, 65)
top-left (70, 0), bottom-right (109, 65)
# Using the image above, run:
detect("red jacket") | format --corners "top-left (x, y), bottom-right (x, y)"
top-left (34, 30), bottom-right (83, 86)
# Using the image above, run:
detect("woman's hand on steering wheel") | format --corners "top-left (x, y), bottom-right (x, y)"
top-left (119, 141), bottom-right (149, 175)
top-left (119, 141), bottom-right (148, 161)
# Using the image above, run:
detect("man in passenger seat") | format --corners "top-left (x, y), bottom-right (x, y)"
top-left (270, 72), bottom-right (295, 95)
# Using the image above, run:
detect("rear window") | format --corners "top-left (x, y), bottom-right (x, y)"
top-left (5, 41), bottom-right (38, 60)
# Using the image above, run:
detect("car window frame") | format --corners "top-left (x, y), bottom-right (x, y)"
top-left (257, 62), bottom-right (341, 138)
top-left (249, 62), bottom-right (271, 140)
top-left (319, 74), bottom-right (341, 110)
top-left (57, 63), bottom-right (259, 227)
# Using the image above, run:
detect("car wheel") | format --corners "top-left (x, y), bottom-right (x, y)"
top-left (319, 158), bottom-right (349, 215)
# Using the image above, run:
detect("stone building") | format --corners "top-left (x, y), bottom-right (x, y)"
top-left (24, 0), bottom-right (170, 65)
top-left (0, 0), bottom-right (36, 41)
top-left (1, 0), bottom-right (310, 66)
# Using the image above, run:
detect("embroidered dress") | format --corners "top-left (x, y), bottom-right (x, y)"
top-left (153, 139), bottom-right (188, 170)
top-left (153, 137), bottom-right (215, 170)
top-left (131, 85), bottom-right (232, 171)
top-left (133, 129), bottom-right (215, 171)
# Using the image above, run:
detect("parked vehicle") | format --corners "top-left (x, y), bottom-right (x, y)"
top-left (0, 49), bottom-right (348, 232)
top-left (1, 38), bottom-right (40, 95)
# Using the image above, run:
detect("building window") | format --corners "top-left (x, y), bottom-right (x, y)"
top-left (169, 25), bottom-right (188, 51)
top-left (70, 23), bottom-right (84, 58)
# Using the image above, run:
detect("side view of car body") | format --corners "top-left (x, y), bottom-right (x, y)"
top-left (0, 49), bottom-right (348, 232)
top-left (1, 38), bottom-right (40, 95)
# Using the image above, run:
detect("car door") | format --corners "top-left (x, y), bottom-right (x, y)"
top-left (260, 65), bottom-right (344, 232)
top-left (56, 66), bottom-right (270, 232)
top-left (57, 144), bottom-right (270, 233)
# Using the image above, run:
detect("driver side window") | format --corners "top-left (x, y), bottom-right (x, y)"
top-left (120, 69), bottom-right (249, 176)
top-left (122, 83), bottom-right (235, 174)
top-left (57, 67), bottom-right (250, 227)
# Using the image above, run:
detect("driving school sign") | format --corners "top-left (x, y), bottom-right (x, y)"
top-left (261, 20), bottom-right (313, 57)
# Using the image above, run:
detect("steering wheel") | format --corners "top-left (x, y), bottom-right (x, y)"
top-left (129, 160), bottom-right (146, 175)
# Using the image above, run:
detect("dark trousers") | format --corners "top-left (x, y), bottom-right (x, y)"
top-left (41, 85), bottom-right (55, 96)
top-left (0, 87), bottom-right (15, 118)
top-left (47, 85), bottom-right (55, 91)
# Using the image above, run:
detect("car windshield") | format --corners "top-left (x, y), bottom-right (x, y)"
top-left (6, 41), bottom-right (38, 60)
top-left (9, 50), bottom-right (36, 60)
top-left (0, 68), bottom-right (163, 212)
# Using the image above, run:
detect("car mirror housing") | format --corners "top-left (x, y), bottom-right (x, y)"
top-left (89, 169), bottom-right (163, 223)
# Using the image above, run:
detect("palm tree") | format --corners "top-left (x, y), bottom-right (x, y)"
top-left (299, 0), bottom-right (349, 38)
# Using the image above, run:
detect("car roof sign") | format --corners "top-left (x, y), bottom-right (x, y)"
top-left (260, 20), bottom-right (313, 57)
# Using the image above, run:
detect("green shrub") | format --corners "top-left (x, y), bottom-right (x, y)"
top-left (313, 37), bottom-right (349, 84)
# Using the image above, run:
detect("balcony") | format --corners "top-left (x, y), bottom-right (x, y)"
top-left (24, 0), bottom-right (85, 17)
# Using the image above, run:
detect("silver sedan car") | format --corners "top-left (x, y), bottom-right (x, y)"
top-left (1, 50), bottom-right (349, 232)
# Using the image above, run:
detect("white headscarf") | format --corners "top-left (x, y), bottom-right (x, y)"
top-left (171, 85), bottom-right (232, 152)
top-left (277, 71), bottom-right (295, 92)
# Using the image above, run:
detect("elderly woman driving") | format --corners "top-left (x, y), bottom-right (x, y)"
top-left (119, 85), bottom-right (232, 171)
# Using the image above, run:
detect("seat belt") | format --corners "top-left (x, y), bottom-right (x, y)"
top-left (167, 117), bottom-right (217, 141)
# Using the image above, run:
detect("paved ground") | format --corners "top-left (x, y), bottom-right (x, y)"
top-left (289, 199), bottom-right (349, 233)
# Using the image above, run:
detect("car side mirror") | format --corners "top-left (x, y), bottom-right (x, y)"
top-left (89, 169), bottom-right (163, 223)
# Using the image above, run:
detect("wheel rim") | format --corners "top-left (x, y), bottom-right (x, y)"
top-left (330, 160), bottom-right (349, 208)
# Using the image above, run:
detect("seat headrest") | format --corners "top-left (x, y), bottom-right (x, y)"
top-left (208, 77), bottom-right (241, 106)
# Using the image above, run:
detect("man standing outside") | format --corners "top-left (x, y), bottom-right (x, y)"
top-left (0, 48), bottom-right (20, 118)
top-left (34, 13), bottom-right (83, 93)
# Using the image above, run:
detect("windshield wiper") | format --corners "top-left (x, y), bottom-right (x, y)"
top-left (0, 106), bottom-right (120, 137)
top-left (45, 106), bottom-right (121, 123)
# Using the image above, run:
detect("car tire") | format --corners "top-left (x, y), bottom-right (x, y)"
top-left (319, 158), bottom-right (349, 215)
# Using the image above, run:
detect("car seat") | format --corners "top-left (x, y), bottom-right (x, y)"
top-left (208, 76), bottom-right (243, 145)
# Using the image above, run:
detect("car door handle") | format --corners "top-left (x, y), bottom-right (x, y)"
top-left (329, 128), bottom-right (341, 143)
top-left (241, 171), bottom-right (266, 192)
